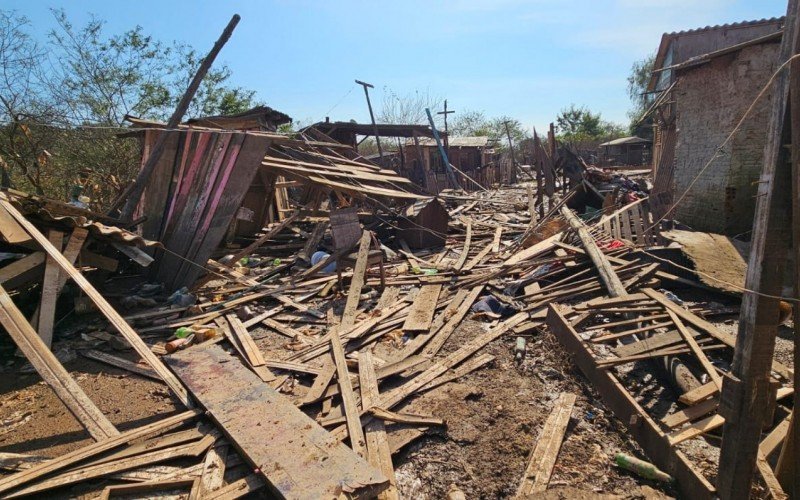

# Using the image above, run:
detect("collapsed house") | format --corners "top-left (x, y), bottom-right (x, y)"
top-left (647, 17), bottom-right (784, 234)
top-left (0, 9), bottom-right (798, 499)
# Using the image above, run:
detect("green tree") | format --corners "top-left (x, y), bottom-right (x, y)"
top-left (449, 110), bottom-right (529, 152)
top-left (0, 8), bottom-right (262, 206)
top-left (626, 54), bottom-right (655, 137)
top-left (555, 104), bottom-right (624, 143)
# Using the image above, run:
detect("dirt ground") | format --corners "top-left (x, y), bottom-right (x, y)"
top-left (0, 282), bottom-right (793, 499)
top-left (0, 308), bottom-right (680, 500)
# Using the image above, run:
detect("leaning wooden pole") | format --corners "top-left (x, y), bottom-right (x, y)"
top-left (425, 107), bottom-right (461, 190)
top-left (779, 0), bottom-right (800, 491)
top-left (115, 14), bottom-right (241, 220)
top-left (560, 206), bottom-right (626, 297)
top-left (716, 1), bottom-right (799, 498)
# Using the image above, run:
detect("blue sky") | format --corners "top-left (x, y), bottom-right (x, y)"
top-left (5, 0), bottom-right (787, 131)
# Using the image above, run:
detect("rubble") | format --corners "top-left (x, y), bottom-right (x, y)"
top-left (0, 8), bottom-right (797, 499)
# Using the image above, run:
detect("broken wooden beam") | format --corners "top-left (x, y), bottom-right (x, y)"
top-left (166, 343), bottom-right (387, 499)
top-left (514, 392), bottom-right (576, 497)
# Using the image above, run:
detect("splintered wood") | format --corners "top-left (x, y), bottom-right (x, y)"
top-left (515, 392), bottom-right (576, 497)
top-left (1, 159), bottom-right (790, 500)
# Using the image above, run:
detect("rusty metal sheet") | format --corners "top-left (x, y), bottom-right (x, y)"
top-left (166, 343), bottom-right (388, 500)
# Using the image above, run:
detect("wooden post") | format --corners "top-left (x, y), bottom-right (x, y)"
top-left (549, 122), bottom-right (565, 196)
top-left (534, 129), bottom-right (544, 218)
top-left (116, 14), bottom-right (241, 220)
top-left (717, 1), bottom-right (798, 498)
top-left (0, 284), bottom-right (119, 440)
top-left (437, 99), bottom-right (454, 157)
top-left (355, 79), bottom-right (383, 161)
top-left (504, 120), bottom-right (518, 185)
top-left (779, 0), bottom-right (800, 493)
top-left (425, 108), bottom-right (460, 190)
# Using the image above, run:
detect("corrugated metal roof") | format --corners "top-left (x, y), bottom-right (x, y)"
top-left (4, 191), bottom-right (161, 248)
top-left (599, 136), bottom-right (651, 147)
top-left (665, 17), bottom-right (784, 37)
top-left (412, 136), bottom-right (490, 148)
top-left (32, 210), bottom-right (162, 248)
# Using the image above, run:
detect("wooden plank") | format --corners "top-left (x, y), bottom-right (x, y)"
top-left (368, 408), bottom-right (444, 427)
top-left (667, 309), bottom-right (723, 390)
top-left (301, 356), bottom-right (336, 404)
top-left (668, 414), bottom-right (725, 446)
top-left (111, 241), bottom-right (155, 267)
top-left (261, 318), bottom-right (308, 343)
top-left (330, 328), bottom-right (367, 457)
top-left (228, 210), bottom-right (301, 266)
top-left (8, 435), bottom-right (214, 498)
top-left (88, 427), bottom-right (204, 466)
top-left (0, 197), bottom-right (193, 408)
top-left (226, 314), bottom-right (266, 367)
top-left (31, 228), bottom-right (88, 333)
top-left (166, 343), bottom-right (388, 499)
top-left (561, 206), bottom-right (627, 297)
top-left (402, 284), bottom-right (442, 332)
top-left (205, 474), bottom-right (266, 500)
top-left (81, 350), bottom-right (161, 381)
top-left (546, 305), bottom-right (716, 499)
top-left (100, 478), bottom-right (198, 500)
top-left (464, 239), bottom-right (493, 271)
top-left (662, 398), bottom-right (720, 429)
top-left (642, 288), bottom-right (792, 380)
top-left (36, 229), bottom-right (63, 346)
top-left (421, 285), bottom-right (482, 358)
top-left (199, 443), bottom-right (228, 496)
top-left (761, 413), bottom-right (791, 457)
top-left (0, 252), bottom-right (45, 289)
top-left (514, 392), bottom-right (576, 497)
top-left (491, 225), bottom-right (503, 253)
top-left (453, 218), bottom-right (471, 271)
top-left (214, 317), bottom-right (275, 383)
top-left (0, 410), bottom-right (199, 495)
top-left (0, 204), bottom-right (31, 244)
top-left (0, 285), bottom-right (118, 441)
top-left (359, 350), bottom-right (399, 500)
top-left (327, 313), bottom-right (529, 437)
top-left (680, 381), bottom-right (720, 406)
top-left (417, 354), bottom-right (495, 393)
top-left (341, 230), bottom-right (372, 330)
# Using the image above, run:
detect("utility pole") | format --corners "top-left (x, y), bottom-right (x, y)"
top-left (437, 99), bottom-right (455, 156)
top-left (425, 108), bottom-right (460, 190)
top-left (355, 79), bottom-right (382, 161)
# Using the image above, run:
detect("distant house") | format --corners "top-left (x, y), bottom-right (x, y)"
top-left (598, 136), bottom-right (652, 166)
top-left (403, 136), bottom-right (510, 194)
top-left (646, 17), bottom-right (784, 235)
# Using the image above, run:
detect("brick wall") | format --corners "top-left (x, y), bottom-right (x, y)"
top-left (672, 42), bottom-right (779, 235)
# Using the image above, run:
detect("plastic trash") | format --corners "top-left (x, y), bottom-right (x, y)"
top-left (614, 453), bottom-right (673, 482)
top-left (658, 289), bottom-right (684, 306)
top-left (168, 287), bottom-right (196, 307)
top-left (471, 295), bottom-right (517, 317)
top-left (311, 251), bottom-right (337, 273)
